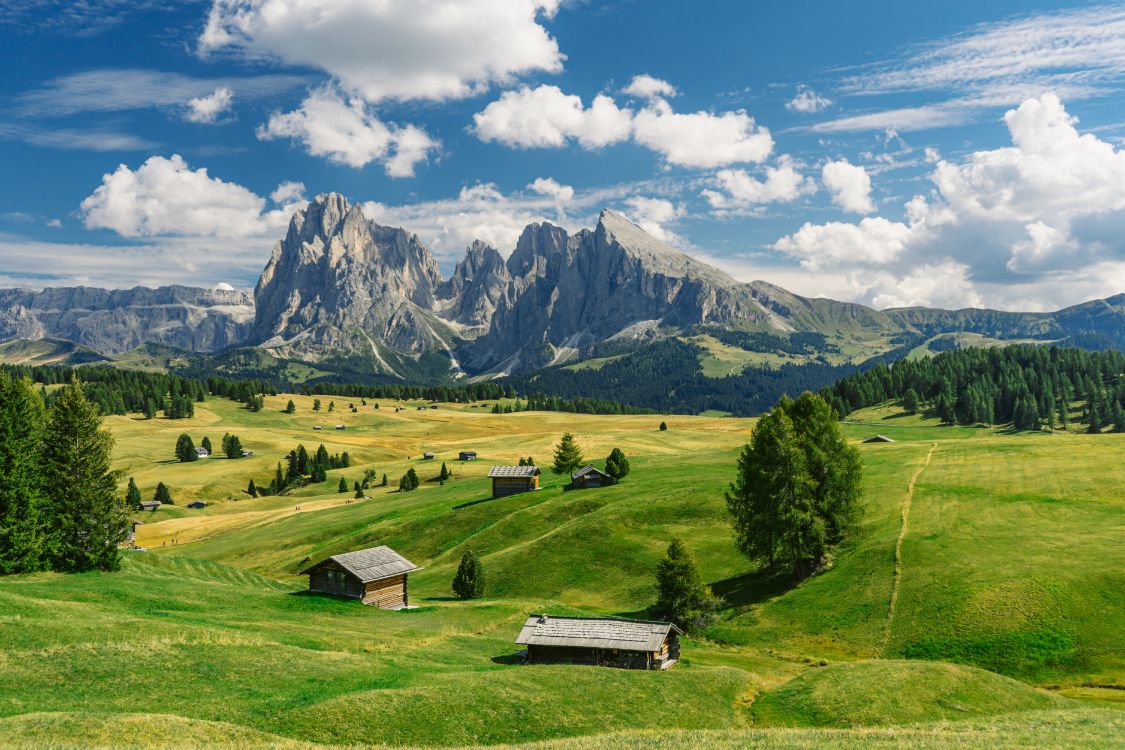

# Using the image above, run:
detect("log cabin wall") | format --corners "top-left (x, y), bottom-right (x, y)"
top-left (492, 476), bottom-right (538, 498)
top-left (362, 574), bottom-right (407, 608)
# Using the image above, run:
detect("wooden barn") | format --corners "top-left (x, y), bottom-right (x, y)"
top-left (515, 614), bottom-right (681, 670)
top-left (423, 451), bottom-right (435, 460)
top-left (186, 500), bottom-right (207, 509)
top-left (863, 434), bottom-right (896, 443)
top-left (300, 546), bottom-right (421, 609)
top-left (571, 465), bottom-right (613, 488)
top-left (459, 451), bottom-right (478, 461)
top-left (488, 465), bottom-right (541, 498)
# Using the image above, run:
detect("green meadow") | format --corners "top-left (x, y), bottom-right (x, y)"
top-left (0, 394), bottom-right (1121, 748)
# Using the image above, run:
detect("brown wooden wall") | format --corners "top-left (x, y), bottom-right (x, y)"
top-left (362, 574), bottom-right (407, 608)
top-left (492, 476), bottom-right (538, 498)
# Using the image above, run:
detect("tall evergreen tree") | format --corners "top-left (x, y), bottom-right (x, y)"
top-left (200, 436), bottom-right (213, 455)
top-left (125, 477), bottom-right (142, 509)
top-left (652, 538), bottom-right (722, 632)
top-left (604, 447), bottom-right (630, 482)
top-left (247, 478), bottom-right (257, 497)
top-left (40, 381), bottom-right (128, 572)
top-left (154, 482), bottom-right (172, 505)
top-left (551, 432), bottom-right (585, 475)
top-left (0, 373), bottom-right (47, 574)
top-left (285, 400), bottom-right (296, 414)
top-left (175, 433), bottom-right (198, 462)
top-left (452, 550), bottom-right (485, 599)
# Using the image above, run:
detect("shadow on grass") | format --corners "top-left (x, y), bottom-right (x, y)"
top-left (452, 496), bottom-right (495, 510)
top-left (710, 567), bottom-right (799, 609)
top-left (422, 595), bottom-right (460, 602)
top-left (490, 652), bottom-right (524, 666)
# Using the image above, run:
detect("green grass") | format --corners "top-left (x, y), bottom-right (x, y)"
top-left (0, 395), bottom-right (1122, 748)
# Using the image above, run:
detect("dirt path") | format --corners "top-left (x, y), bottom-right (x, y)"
top-left (881, 442), bottom-right (938, 655)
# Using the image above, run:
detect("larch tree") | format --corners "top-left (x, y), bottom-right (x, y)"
top-left (40, 381), bottom-right (128, 572)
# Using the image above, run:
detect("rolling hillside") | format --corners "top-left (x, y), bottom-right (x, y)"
top-left (0, 394), bottom-right (1121, 748)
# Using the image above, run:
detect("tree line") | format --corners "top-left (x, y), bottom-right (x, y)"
top-left (0, 374), bottom-right (127, 574)
top-left (822, 346), bottom-right (1125, 432)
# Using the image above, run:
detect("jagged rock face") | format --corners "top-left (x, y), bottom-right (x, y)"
top-left (463, 210), bottom-right (785, 373)
top-left (437, 240), bottom-right (510, 329)
top-left (249, 193), bottom-right (452, 359)
top-left (0, 285), bottom-right (253, 354)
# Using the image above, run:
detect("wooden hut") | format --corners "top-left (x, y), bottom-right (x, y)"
top-left (515, 614), bottom-right (681, 670)
top-left (186, 500), bottom-right (208, 509)
top-left (863, 434), bottom-right (896, 443)
top-left (488, 465), bottom-right (540, 499)
top-left (139, 500), bottom-right (161, 512)
top-left (571, 465), bottom-right (613, 488)
top-left (300, 546), bottom-right (421, 609)
top-left (423, 452), bottom-right (435, 460)
top-left (459, 451), bottom-right (478, 461)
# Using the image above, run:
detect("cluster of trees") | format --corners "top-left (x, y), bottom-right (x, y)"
top-left (302, 381), bottom-right (511, 403)
top-left (516, 456), bottom-right (536, 466)
top-left (520, 394), bottom-right (655, 415)
top-left (175, 433), bottom-right (247, 461)
top-left (398, 467), bottom-right (421, 492)
top-left (823, 346), bottom-right (1125, 433)
top-left (125, 477), bottom-right (176, 508)
top-left (726, 392), bottom-right (863, 579)
top-left (0, 374), bottom-right (128, 574)
top-left (0, 364), bottom-right (208, 419)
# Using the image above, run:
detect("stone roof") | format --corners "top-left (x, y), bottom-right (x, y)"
top-left (300, 545), bottom-right (420, 583)
top-left (488, 465), bottom-right (541, 478)
top-left (515, 614), bottom-right (680, 652)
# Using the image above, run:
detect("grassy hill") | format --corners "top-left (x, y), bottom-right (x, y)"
top-left (0, 395), bottom-right (1121, 748)
top-left (0, 337), bottom-right (110, 366)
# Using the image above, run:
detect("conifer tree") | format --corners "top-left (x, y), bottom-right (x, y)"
top-left (652, 538), bottom-right (722, 632)
top-left (296, 445), bottom-right (310, 475)
top-left (452, 550), bottom-right (485, 599)
top-left (382, 473), bottom-right (388, 487)
top-left (312, 399), bottom-right (321, 412)
top-left (41, 381), bottom-right (128, 571)
top-left (175, 433), bottom-right (198, 462)
top-left (154, 482), bottom-right (172, 505)
top-left (551, 432), bottom-right (584, 475)
top-left (0, 373), bottom-right (47, 574)
top-left (440, 462), bottom-right (450, 481)
top-left (285, 400), bottom-right (296, 414)
top-left (604, 447), bottom-right (630, 482)
top-left (354, 481), bottom-right (363, 499)
top-left (338, 477), bottom-right (348, 493)
top-left (274, 463), bottom-right (285, 492)
top-left (200, 436), bottom-right (212, 455)
top-left (659, 421), bottom-right (668, 431)
top-left (126, 477), bottom-right (142, 509)
top-left (223, 434), bottom-right (243, 459)
top-left (902, 388), bottom-right (920, 414)
top-left (247, 478), bottom-right (257, 497)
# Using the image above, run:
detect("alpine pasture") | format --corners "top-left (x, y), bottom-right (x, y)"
top-left (0, 393), bottom-right (1122, 749)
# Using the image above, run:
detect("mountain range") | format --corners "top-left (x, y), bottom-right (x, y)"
top-left (2, 193), bottom-right (1123, 410)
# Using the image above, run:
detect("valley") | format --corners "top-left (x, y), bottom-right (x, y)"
top-left (0, 392), bottom-right (1121, 748)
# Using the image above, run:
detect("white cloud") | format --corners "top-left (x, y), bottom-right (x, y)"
top-left (785, 86), bottom-right (831, 113)
top-left (269, 180), bottom-right (306, 206)
top-left (256, 86), bottom-right (438, 176)
top-left (186, 86), bottom-right (233, 123)
top-left (623, 74), bottom-right (677, 100)
top-left (472, 85), bottom-right (633, 148)
top-left (865, 261), bottom-right (983, 309)
top-left (702, 159), bottom-right (816, 212)
top-left (821, 159), bottom-right (875, 213)
top-left (79, 154), bottom-right (296, 238)
top-left (527, 177), bottom-right (575, 204)
top-left (774, 217), bottom-right (913, 271)
top-left (199, 0), bottom-right (563, 103)
top-left (474, 84), bottom-right (773, 168)
top-left (622, 196), bottom-right (685, 244)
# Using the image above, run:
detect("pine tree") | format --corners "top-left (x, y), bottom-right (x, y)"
top-left (659, 421), bottom-right (668, 431)
top-left (452, 550), bottom-right (485, 599)
top-left (296, 445), bottom-right (310, 475)
top-left (144, 400), bottom-right (156, 420)
top-left (126, 477), bottom-right (142, 509)
top-left (316, 444), bottom-right (329, 469)
top-left (902, 388), bottom-right (920, 414)
top-left (652, 539), bottom-right (722, 632)
top-left (154, 482), bottom-right (172, 505)
top-left (604, 447), bottom-right (630, 483)
top-left (41, 381), bottom-right (128, 572)
top-left (200, 436), bottom-right (212, 455)
top-left (551, 432), bottom-right (584, 475)
top-left (382, 473), bottom-right (388, 487)
top-left (274, 463), bottom-right (285, 492)
top-left (223, 434), bottom-right (243, 459)
top-left (354, 481), bottom-right (364, 499)
top-left (175, 433), bottom-right (198, 462)
top-left (285, 400), bottom-right (296, 414)
top-left (0, 373), bottom-right (47, 574)
top-left (247, 479), bottom-right (257, 497)
top-left (440, 462), bottom-right (450, 481)
top-left (338, 477), bottom-right (348, 493)
top-left (312, 399), bottom-right (321, 412)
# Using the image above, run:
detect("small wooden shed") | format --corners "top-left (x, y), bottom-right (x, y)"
top-left (423, 452), bottom-right (435, 460)
top-left (187, 500), bottom-right (207, 509)
top-left (459, 451), bottom-right (478, 461)
top-left (301, 546), bottom-right (421, 609)
top-left (488, 465), bottom-right (540, 499)
top-left (515, 614), bottom-right (681, 670)
top-left (863, 434), bottom-right (896, 443)
top-left (571, 465), bottom-right (613, 488)
top-left (140, 500), bottom-right (161, 512)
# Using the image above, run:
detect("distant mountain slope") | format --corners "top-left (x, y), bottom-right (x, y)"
top-left (0, 337), bottom-right (110, 366)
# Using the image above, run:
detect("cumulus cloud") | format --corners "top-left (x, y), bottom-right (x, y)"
top-left (701, 158), bottom-right (816, 212)
top-left (622, 196), bottom-right (685, 244)
top-left (623, 74), bottom-right (677, 100)
top-left (821, 159), bottom-right (875, 213)
top-left (785, 86), bottom-right (831, 113)
top-left (186, 86), bottom-right (233, 123)
top-left (79, 154), bottom-right (297, 238)
top-left (472, 85), bottom-right (633, 148)
top-left (772, 93), bottom-right (1125, 309)
top-left (199, 0), bottom-right (563, 103)
top-left (473, 84), bottom-right (773, 168)
top-left (257, 86), bottom-right (438, 175)
top-left (269, 180), bottom-right (306, 206)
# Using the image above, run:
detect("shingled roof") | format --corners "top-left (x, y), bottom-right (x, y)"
top-left (300, 545), bottom-right (421, 583)
top-left (515, 614), bottom-right (681, 652)
top-left (572, 465), bottom-right (611, 480)
top-left (488, 465), bottom-right (541, 478)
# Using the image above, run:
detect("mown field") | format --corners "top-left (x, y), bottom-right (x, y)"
top-left (0, 393), bottom-right (1121, 749)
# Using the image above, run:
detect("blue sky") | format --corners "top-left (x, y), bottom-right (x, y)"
top-left (2, 0), bottom-right (1125, 311)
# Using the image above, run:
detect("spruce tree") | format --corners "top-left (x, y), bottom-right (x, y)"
top-left (247, 479), bottom-right (257, 497)
top-left (902, 388), bottom-right (920, 414)
top-left (659, 421), bottom-right (668, 431)
top-left (551, 432), bottom-right (585, 475)
top-left (285, 400), bottom-right (296, 414)
top-left (440, 462), bottom-right (450, 481)
top-left (0, 373), bottom-right (47, 574)
top-left (224, 434), bottom-right (243, 459)
top-left (312, 399), bottom-right (321, 412)
top-left (452, 550), bottom-right (485, 599)
top-left (41, 381), bottom-right (128, 572)
top-left (604, 447), bottom-right (630, 482)
top-left (201, 436), bottom-right (212, 455)
top-left (154, 482), bottom-right (172, 505)
top-left (653, 538), bottom-right (722, 632)
top-left (354, 481), bottom-right (364, 499)
top-left (175, 433), bottom-right (198, 462)
top-left (382, 473), bottom-right (388, 487)
top-left (338, 477), bottom-right (348, 493)
top-left (126, 477), bottom-right (142, 509)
